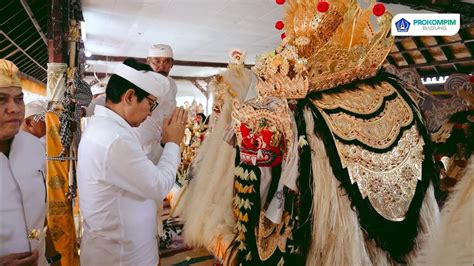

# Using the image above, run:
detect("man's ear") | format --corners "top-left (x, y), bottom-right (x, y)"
top-left (122, 89), bottom-right (136, 104)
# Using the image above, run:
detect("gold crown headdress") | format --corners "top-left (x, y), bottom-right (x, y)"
top-left (254, 0), bottom-right (394, 99)
top-left (306, 0), bottom-right (394, 91)
top-left (252, 45), bottom-right (309, 99)
top-left (282, 0), bottom-right (350, 59)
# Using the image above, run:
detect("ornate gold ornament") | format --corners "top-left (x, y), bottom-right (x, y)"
top-left (27, 228), bottom-right (46, 240)
top-left (232, 97), bottom-right (294, 164)
top-left (282, 0), bottom-right (350, 59)
top-left (313, 81), bottom-right (424, 221)
top-left (253, 0), bottom-right (394, 99)
top-left (255, 211), bottom-right (292, 261)
top-left (313, 82), bottom-right (395, 115)
top-left (313, 83), bottom-right (414, 150)
top-left (252, 46), bottom-right (309, 100)
top-left (209, 74), bottom-right (237, 113)
top-left (252, 45), bottom-right (309, 99)
top-left (336, 126), bottom-right (424, 221)
top-left (306, 5), bottom-right (394, 91)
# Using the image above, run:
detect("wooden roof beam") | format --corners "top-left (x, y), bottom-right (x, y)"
top-left (84, 71), bottom-right (213, 81)
top-left (434, 36), bottom-right (458, 72)
top-left (385, 55), bottom-right (397, 66)
top-left (458, 28), bottom-right (474, 57)
top-left (0, 31), bottom-right (46, 71)
top-left (20, 0), bottom-right (47, 45)
top-left (395, 42), bottom-right (416, 66)
top-left (397, 57), bottom-right (473, 69)
top-left (190, 80), bottom-right (208, 98)
top-left (390, 39), bottom-right (473, 55)
top-left (412, 37), bottom-right (438, 74)
top-left (87, 54), bottom-right (253, 68)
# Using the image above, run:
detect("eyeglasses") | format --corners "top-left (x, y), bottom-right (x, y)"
top-left (145, 96), bottom-right (159, 112)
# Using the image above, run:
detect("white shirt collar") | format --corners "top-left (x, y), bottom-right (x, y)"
top-left (94, 105), bottom-right (133, 131)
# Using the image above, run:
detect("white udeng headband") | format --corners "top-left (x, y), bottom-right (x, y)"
top-left (113, 63), bottom-right (170, 98)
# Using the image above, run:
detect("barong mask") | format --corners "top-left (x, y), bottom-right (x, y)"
top-left (232, 98), bottom-right (293, 167)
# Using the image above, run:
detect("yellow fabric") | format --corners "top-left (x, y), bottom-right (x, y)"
top-left (20, 77), bottom-right (46, 96)
top-left (0, 59), bottom-right (22, 88)
top-left (45, 111), bottom-right (79, 265)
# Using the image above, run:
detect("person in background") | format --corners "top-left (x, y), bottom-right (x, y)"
top-left (77, 58), bottom-right (187, 265)
top-left (81, 80), bottom-right (109, 131)
top-left (91, 81), bottom-right (106, 100)
top-left (135, 43), bottom-right (178, 164)
top-left (83, 81), bottom-right (107, 117)
top-left (20, 100), bottom-right (47, 142)
top-left (0, 59), bottom-right (60, 266)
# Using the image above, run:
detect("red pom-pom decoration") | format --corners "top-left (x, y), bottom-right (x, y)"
top-left (317, 1), bottom-right (329, 12)
top-left (276, 0), bottom-right (285, 5)
top-left (372, 3), bottom-right (385, 17)
top-left (275, 21), bottom-right (285, 30)
top-left (281, 33), bottom-right (286, 40)
top-left (469, 75), bottom-right (474, 84)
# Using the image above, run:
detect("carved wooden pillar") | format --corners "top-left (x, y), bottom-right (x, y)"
top-left (46, 0), bottom-right (79, 265)
top-left (47, 0), bottom-right (67, 63)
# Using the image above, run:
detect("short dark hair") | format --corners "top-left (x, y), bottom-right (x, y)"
top-left (106, 58), bottom-right (153, 103)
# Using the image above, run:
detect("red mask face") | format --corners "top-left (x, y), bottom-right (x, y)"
top-left (238, 123), bottom-right (283, 167)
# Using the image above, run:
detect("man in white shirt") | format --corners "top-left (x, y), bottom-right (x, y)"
top-left (77, 58), bottom-right (187, 266)
top-left (136, 44), bottom-right (178, 164)
top-left (0, 59), bottom-right (59, 265)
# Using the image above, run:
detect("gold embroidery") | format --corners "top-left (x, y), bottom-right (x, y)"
top-left (336, 125), bottom-right (424, 221)
top-left (49, 225), bottom-right (65, 241)
top-left (255, 69), bottom-right (309, 100)
top-left (318, 94), bottom-right (413, 150)
top-left (313, 83), bottom-right (424, 221)
top-left (48, 175), bottom-right (66, 189)
top-left (255, 212), bottom-right (292, 261)
top-left (337, 126), bottom-right (422, 172)
top-left (48, 201), bottom-right (72, 216)
top-left (253, 46), bottom-right (309, 100)
top-left (282, 0), bottom-right (349, 59)
top-left (313, 82), bottom-right (395, 115)
top-left (249, 0), bottom-right (395, 100)
top-left (306, 9), bottom-right (394, 92)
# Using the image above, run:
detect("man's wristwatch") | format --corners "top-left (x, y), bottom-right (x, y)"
top-left (46, 252), bottom-right (61, 263)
